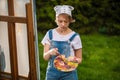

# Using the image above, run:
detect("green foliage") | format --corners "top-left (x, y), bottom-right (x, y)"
top-left (36, 0), bottom-right (120, 35)
top-left (38, 32), bottom-right (120, 80)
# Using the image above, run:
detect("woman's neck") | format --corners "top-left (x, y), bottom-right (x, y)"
top-left (56, 27), bottom-right (72, 35)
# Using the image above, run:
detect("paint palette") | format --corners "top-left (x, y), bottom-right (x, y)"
top-left (54, 55), bottom-right (78, 72)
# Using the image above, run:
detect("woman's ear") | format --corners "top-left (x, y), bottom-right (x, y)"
top-left (55, 20), bottom-right (56, 23)
top-left (71, 19), bottom-right (75, 23)
top-left (55, 17), bottom-right (58, 23)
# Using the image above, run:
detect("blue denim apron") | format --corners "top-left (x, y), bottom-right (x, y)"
top-left (46, 29), bottom-right (78, 80)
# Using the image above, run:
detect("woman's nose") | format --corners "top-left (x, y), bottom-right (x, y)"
top-left (61, 22), bottom-right (65, 26)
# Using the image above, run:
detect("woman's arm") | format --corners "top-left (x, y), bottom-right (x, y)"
top-left (43, 44), bottom-right (51, 61)
top-left (74, 48), bottom-right (82, 64)
top-left (43, 44), bottom-right (59, 61)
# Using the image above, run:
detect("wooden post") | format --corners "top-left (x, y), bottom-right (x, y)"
top-left (7, 0), bottom-right (18, 80)
top-left (26, 3), bottom-right (37, 80)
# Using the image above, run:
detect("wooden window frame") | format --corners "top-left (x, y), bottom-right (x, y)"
top-left (0, 0), bottom-right (37, 80)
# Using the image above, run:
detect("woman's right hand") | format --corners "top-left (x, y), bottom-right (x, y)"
top-left (49, 48), bottom-right (59, 56)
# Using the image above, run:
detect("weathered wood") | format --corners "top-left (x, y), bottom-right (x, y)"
top-left (0, 72), bottom-right (28, 80)
top-left (0, 15), bottom-right (27, 23)
top-left (0, 1), bottom-right (37, 80)
top-left (7, 0), bottom-right (18, 80)
top-left (26, 3), bottom-right (37, 80)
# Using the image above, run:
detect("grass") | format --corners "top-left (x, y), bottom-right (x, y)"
top-left (38, 32), bottom-right (120, 80)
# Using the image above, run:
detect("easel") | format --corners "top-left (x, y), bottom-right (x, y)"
top-left (0, 0), bottom-right (37, 80)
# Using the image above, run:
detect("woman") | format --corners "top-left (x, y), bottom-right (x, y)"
top-left (41, 5), bottom-right (82, 80)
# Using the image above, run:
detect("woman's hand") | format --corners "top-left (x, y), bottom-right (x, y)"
top-left (49, 48), bottom-right (59, 56)
top-left (67, 56), bottom-right (78, 62)
top-left (67, 56), bottom-right (81, 63)
top-left (43, 48), bottom-right (59, 61)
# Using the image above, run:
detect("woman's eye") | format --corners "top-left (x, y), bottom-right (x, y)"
top-left (58, 20), bottom-right (69, 23)
top-left (58, 20), bottom-right (62, 23)
top-left (64, 21), bottom-right (68, 23)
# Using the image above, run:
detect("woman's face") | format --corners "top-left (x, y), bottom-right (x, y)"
top-left (55, 14), bottom-right (71, 29)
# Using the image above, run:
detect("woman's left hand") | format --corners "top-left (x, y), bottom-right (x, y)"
top-left (67, 56), bottom-right (79, 63)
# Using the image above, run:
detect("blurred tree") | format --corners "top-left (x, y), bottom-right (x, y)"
top-left (36, 0), bottom-right (120, 35)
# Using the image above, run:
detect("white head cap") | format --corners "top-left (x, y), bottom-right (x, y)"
top-left (54, 5), bottom-right (74, 17)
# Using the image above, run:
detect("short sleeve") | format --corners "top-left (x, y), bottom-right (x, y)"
top-left (71, 35), bottom-right (82, 49)
top-left (41, 31), bottom-right (50, 45)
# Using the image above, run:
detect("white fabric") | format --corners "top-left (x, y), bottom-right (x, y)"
top-left (41, 29), bottom-right (82, 56)
top-left (54, 5), bottom-right (74, 17)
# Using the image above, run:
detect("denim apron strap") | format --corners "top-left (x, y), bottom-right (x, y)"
top-left (48, 29), bottom-right (53, 40)
top-left (69, 33), bottom-right (78, 42)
